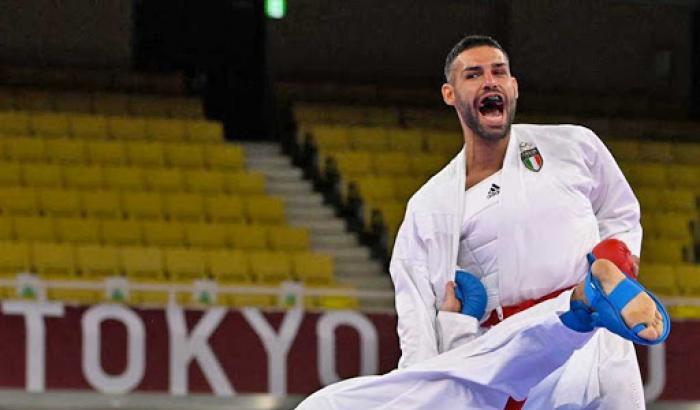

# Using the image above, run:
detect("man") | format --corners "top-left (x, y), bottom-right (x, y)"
top-left (296, 252), bottom-right (668, 409)
top-left (390, 35), bottom-right (648, 409)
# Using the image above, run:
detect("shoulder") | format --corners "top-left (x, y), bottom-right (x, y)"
top-left (514, 123), bottom-right (607, 164)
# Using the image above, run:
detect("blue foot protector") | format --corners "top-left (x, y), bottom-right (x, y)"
top-left (454, 270), bottom-right (487, 319)
top-left (583, 253), bottom-right (671, 346)
top-left (560, 300), bottom-right (594, 333)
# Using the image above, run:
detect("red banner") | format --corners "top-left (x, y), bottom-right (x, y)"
top-left (0, 300), bottom-right (696, 401)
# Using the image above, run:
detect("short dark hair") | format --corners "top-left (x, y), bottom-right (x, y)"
top-left (444, 35), bottom-right (509, 82)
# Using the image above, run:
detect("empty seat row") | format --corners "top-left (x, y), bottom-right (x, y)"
top-left (0, 217), bottom-right (307, 250)
top-left (0, 188), bottom-right (285, 224)
top-left (639, 263), bottom-right (700, 296)
top-left (0, 163), bottom-right (261, 193)
top-left (0, 90), bottom-right (203, 118)
top-left (329, 151), bottom-right (448, 180)
top-left (641, 238), bottom-right (693, 264)
top-left (621, 163), bottom-right (700, 192)
top-left (635, 188), bottom-right (698, 214)
top-left (606, 139), bottom-right (700, 166)
top-left (0, 136), bottom-right (242, 168)
top-left (0, 112), bottom-right (220, 142)
top-left (310, 125), bottom-right (463, 154)
top-left (641, 212), bottom-right (695, 242)
top-left (295, 104), bottom-right (400, 127)
top-left (0, 241), bottom-right (334, 285)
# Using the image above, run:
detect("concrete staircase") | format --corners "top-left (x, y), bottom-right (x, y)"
top-left (240, 142), bottom-right (394, 308)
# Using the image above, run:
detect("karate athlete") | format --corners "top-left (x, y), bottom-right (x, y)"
top-left (389, 35), bottom-right (651, 409)
top-left (296, 251), bottom-right (669, 410)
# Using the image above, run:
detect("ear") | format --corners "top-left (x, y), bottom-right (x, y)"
top-left (442, 83), bottom-right (455, 106)
top-left (512, 76), bottom-right (519, 100)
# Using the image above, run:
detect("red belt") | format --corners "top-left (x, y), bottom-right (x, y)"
top-left (481, 286), bottom-right (574, 410)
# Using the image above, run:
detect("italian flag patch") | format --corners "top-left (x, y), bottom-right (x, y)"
top-left (520, 147), bottom-right (543, 172)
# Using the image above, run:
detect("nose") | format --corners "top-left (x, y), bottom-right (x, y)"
top-left (483, 71), bottom-right (497, 88)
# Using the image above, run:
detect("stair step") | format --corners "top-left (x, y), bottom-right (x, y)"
top-left (267, 182), bottom-right (313, 195)
top-left (246, 156), bottom-right (291, 168)
top-left (337, 274), bottom-right (394, 290)
top-left (259, 168), bottom-right (304, 181)
top-left (283, 194), bottom-right (325, 207)
top-left (287, 207), bottom-right (335, 219)
top-left (335, 260), bottom-right (384, 276)
top-left (310, 233), bottom-right (358, 248)
top-left (326, 247), bottom-right (371, 262)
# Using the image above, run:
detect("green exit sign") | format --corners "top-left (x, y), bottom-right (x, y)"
top-left (265, 0), bottom-right (286, 19)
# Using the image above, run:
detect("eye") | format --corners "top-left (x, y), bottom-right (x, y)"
top-left (466, 73), bottom-right (479, 79)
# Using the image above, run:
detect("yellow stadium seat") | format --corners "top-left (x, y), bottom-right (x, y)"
top-left (205, 196), bottom-right (245, 223)
top-left (70, 115), bottom-right (108, 139)
top-left (333, 151), bottom-right (373, 179)
top-left (101, 219), bottom-right (142, 245)
top-left (163, 193), bottom-right (204, 221)
top-left (93, 94), bottom-right (129, 116)
top-left (39, 189), bottom-right (82, 217)
top-left (144, 168), bottom-right (184, 192)
top-left (0, 87), bottom-right (15, 111)
top-left (87, 140), bottom-right (126, 165)
top-left (76, 244), bottom-right (121, 279)
top-left (356, 177), bottom-right (397, 203)
top-left (227, 172), bottom-right (266, 195)
top-left (0, 217), bottom-right (13, 241)
top-left (172, 99), bottom-right (204, 119)
top-left (185, 170), bottom-right (226, 194)
top-left (30, 113), bottom-right (70, 137)
top-left (14, 216), bottom-right (56, 242)
top-left (606, 140), bottom-right (640, 162)
top-left (146, 119), bottom-right (187, 142)
top-left (623, 164), bottom-right (666, 188)
top-left (103, 166), bottom-right (144, 191)
top-left (164, 143), bottom-right (205, 168)
top-left (0, 162), bottom-right (22, 186)
top-left (108, 117), bottom-right (147, 140)
top-left (0, 187), bottom-right (38, 215)
top-left (672, 142), bottom-right (700, 165)
top-left (165, 248), bottom-right (207, 281)
top-left (31, 242), bottom-right (75, 279)
top-left (668, 165), bottom-right (700, 191)
top-left (424, 131), bottom-right (462, 154)
top-left (659, 189), bottom-right (697, 213)
top-left (639, 141), bottom-right (674, 163)
top-left (349, 127), bottom-right (392, 151)
top-left (635, 188), bottom-right (662, 211)
top-left (310, 126), bottom-right (350, 152)
top-left (121, 246), bottom-right (164, 280)
top-left (82, 190), bottom-right (121, 219)
top-left (22, 164), bottom-right (63, 188)
top-left (229, 224), bottom-right (268, 250)
top-left (185, 223), bottom-right (230, 248)
top-left (45, 138), bottom-right (86, 164)
top-left (122, 192), bottom-right (163, 220)
top-left (245, 196), bottom-right (285, 225)
top-left (207, 250), bottom-right (250, 283)
top-left (639, 264), bottom-right (678, 295)
top-left (644, 213), bottom-right (692, 241)
top-left (126, 141), bottom-right (165, 167)
top-left (0, 112), bottom-right (31, 135)
top-left (675, 264), bottom-right (700, 296)
top-left (293, 253), bottom-right (333, 285)
top-left (372, 152), bottom-right (411, 176)
top-left (142, 220), bottom-right (185, 247)
top-left (187, 120), bottom-right (224, 143)
top-left (642, 239), bottom-right (686, 264)
top-left (55, 217), bottom-right (100, 244)
top-left (63, 165), bottom-right (104, 190)
top-left (314, 286), bottom-right (359, 310)
top-left (249, 251), bottom-right (292, 284)
top-left (5, 136), bottom-right (47, 162)
top-left (408, 154), bottom-right (447, 178)
top-left (204, 144), bottom-right (244, 170)
top-left (389, 130), bottom-right (425, 153)
top-left (394, 177), bottom-right (423, 201)
top-left (267, 226), bottom-right (310, 251)
top-left (0, 241), bottom-right (31, 276)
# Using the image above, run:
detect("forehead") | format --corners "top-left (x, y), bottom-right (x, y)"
top-left (454, 46), bottom-right (509, 69)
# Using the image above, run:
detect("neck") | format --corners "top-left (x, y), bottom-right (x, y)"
top-left (463, 127), bottom-right (510, 188)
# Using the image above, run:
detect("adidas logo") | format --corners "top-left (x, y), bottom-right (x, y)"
top-left (487, 184), bottom-right (500, 199)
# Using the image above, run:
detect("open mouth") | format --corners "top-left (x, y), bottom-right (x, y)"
top-left (477, 93), bottom-right (505, 123)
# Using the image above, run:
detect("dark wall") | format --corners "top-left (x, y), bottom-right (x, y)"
top-left (267, 0), bottom-right (694, 101)
top-left (0, 0), bottom-right (132, 68)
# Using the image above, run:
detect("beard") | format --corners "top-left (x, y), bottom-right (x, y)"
top-left (456, 97), bottom-right (517, 142)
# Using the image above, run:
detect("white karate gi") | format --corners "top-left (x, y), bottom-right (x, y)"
top-left (297, 291), bottom-right (593, 410)
top-left (391, 124), bottom-right (645, 409)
